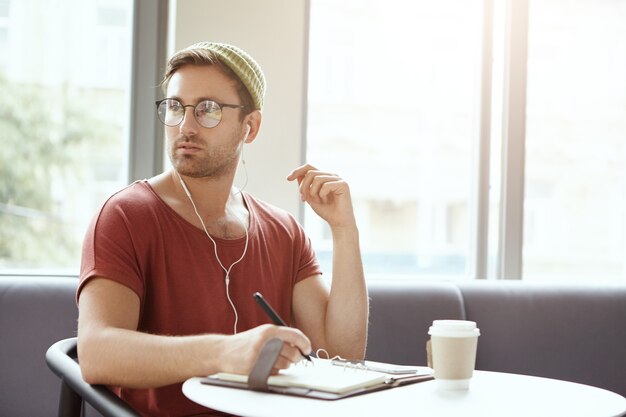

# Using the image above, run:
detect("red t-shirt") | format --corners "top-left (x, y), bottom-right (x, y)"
top-left (78, 181), bottom-right (322, 416)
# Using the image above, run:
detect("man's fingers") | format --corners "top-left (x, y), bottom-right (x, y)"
top-left (277, 344), bottom-right (305, 368)
top-left (264, 334), bottom-right (311, 371)
top-left (287, 164), bottom-right (318, 183)
top-left (294, 171), bottom-right (340, 202)
top-left (287, 164), bottom-right (348, 205)
top-left (264, 325), bottom-right (311, 361)
top-left (276, 327), bottom-right (311, 356)
top-left (271, 346), bottom-right (309, 374)
top-left (318, 180), bottom-right (347, 202)
top-left (306, 174), bottom-right (338, 201)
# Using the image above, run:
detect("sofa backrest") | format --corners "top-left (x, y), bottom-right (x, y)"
top-left (0, 276), bottom-right (78, 416)
top-left (458, 281), bottom-right (626, 397)
top-left (2, 275), bottom-right (625, 416)
top-left (366, 279), bottom-right (626, 398)
top-left (366, 279), bottom-right (465, 366)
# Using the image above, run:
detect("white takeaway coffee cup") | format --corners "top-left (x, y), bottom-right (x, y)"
top-left (428, 320), bottom-right (480, 390)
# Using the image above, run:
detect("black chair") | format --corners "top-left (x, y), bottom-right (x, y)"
top-left (46, 337), bottom-right (140, 417)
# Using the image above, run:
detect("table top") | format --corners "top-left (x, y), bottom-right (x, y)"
top-left (183, 370), bottom-right (626, 417)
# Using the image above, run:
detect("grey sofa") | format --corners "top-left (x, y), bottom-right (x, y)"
top-left (1, 275), bottom-right (625, 416)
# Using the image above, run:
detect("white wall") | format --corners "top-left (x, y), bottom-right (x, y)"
top-left (169, 0), bottom-right (309, 219)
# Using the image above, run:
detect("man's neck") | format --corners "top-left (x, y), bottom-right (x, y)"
top-left (147, 169), bottom-right (248, 238)
top-left (171, 169), bottom-right (242, 217)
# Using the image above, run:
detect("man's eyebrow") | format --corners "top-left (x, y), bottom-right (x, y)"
top-left (196, 97), bottom-right (219, 103)
top-left (165, 96), bottom-right (218, 105)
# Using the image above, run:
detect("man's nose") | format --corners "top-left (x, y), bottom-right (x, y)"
top-left (179, 105), bottom-right (199, 135)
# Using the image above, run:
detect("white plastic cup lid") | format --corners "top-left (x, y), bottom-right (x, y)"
top-left (428, 320), bottom-right (480, 337)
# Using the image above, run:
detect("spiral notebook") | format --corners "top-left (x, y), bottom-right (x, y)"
top-left (201, 358), bottom-right (433, 400)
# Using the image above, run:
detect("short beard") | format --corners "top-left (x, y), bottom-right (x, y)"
top-left (171, 148), bottom-right (239, 179)
top-left (169, 130), bottom-right (243, 179)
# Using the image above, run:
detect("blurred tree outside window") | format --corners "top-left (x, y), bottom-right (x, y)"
top-left (0, 0), bottom-right (131, 272)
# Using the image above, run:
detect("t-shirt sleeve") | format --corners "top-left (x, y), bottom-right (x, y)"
top-left (77, 196), bottom-right (145, 305)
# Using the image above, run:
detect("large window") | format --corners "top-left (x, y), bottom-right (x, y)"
top-left (3, 0), bottom-right (624, 282)
top-left (523, 0), bottom-right (626, 281)
top-left (307, 0), bottom-right (483, 278)
top-left (0, 0), bottom-right (132, 272)
top-left (307, 0), bottom-right (626, 281)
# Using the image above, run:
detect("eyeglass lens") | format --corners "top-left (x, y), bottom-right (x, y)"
top-left (157, 99), bottom-right (223, 128)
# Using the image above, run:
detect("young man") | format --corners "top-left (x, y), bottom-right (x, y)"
top-left (76, 42), bottom-right (368, 416)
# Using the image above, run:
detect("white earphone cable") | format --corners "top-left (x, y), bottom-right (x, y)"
top-left (235, 143), bottom-right (248, 195)
top-left (176, 172), bottom-right (249, 334)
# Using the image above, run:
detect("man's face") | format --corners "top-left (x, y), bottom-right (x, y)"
top-left (165, 64), bottom-right (246, 179)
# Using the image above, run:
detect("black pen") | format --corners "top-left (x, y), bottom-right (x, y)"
top-left (253, 292), bottom-right (313, 362)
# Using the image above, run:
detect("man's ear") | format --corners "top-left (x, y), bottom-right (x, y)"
top-left (243, 110), bottom-right (262, 144)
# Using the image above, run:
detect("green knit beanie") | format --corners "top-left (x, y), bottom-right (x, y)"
top-left (184, 41), bottom-right (266, 110)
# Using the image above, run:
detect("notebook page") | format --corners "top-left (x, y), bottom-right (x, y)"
top-left (210, 358), bottom-right (388, 394)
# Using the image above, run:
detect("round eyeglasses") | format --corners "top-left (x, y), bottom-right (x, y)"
top-left (155, 98), bottom-right (245, 129)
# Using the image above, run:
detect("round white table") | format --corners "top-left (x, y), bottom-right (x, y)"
top-left (183, 371), bottom-right (626, 417)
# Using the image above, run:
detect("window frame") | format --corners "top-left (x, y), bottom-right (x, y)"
top-left (494, 0), bottom-right (529, 280)
top-left (128, 0), bottom-right (169, 182)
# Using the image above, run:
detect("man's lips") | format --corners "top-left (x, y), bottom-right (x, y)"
top-left (177, 142), bottom-right (203, 153)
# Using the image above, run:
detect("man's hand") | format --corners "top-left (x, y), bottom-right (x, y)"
top-left (287, 164), bottom-right (356, 230)
top-left (218, 324), bottom-right (312, 375)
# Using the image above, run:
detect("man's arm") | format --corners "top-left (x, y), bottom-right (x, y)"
top-left (77, 277), bottom-right (311, 388)
top-left (288, 165), bottom-right (368, 360)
